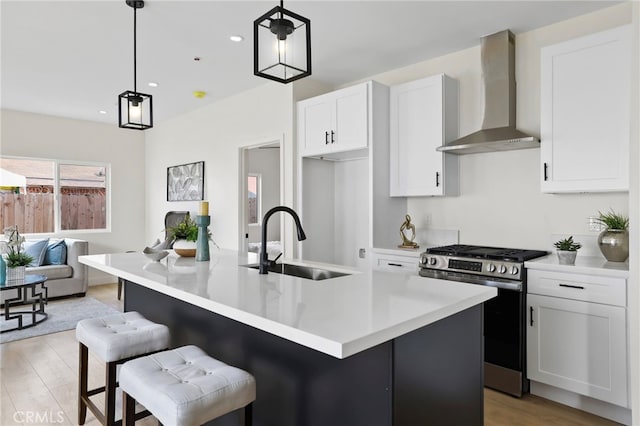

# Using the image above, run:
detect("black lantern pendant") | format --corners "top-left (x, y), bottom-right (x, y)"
top-left (254, 0), bottom-right (311, 84)
top-left (119, 0), bottom-right (153, 130)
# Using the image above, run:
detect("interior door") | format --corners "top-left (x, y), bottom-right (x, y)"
top-left (239, 141), bottom-right (282, 257)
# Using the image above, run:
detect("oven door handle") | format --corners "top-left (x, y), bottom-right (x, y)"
top-left (529, 306), bottom-right (534, 326)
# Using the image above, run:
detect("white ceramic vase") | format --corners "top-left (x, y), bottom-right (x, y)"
top-left (173, 239), bottom-right (197, 257)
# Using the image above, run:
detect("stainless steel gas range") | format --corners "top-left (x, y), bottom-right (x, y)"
top-left (419, 244), bottom-right (547, 397)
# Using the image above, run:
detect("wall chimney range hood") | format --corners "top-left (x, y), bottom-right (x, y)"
top-left (437, 30), bottom-right (539, 155)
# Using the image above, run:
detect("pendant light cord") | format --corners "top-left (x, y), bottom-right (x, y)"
top-left (133, 5), bottom-right (137, 94)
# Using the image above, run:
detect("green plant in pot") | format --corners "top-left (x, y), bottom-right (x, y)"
top-left (554, 236), bottom-right (581, 265)
top-left (2, 226), bottom-right (34, 281)
top-left (167, 216), bottom-right (198, 257)
top-left (596, 209), bottom-right (629, 262)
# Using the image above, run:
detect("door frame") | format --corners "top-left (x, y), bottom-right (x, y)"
top-left (238, 137), bottom-right (284, 255)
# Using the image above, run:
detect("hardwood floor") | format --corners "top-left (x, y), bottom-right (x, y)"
top-left (1, 283), bottom-right (620, 425)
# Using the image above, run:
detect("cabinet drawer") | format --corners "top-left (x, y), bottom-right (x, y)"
top-left (528, 269), bottom-right (626, 306)
top-left (372, 254), bottom-right (419, 274)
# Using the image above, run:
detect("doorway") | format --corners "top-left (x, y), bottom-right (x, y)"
top-left (238, 139), bottom-right (283, 256)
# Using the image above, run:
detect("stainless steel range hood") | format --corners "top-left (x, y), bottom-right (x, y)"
top-left (437, 30), bottom-right (539, 155)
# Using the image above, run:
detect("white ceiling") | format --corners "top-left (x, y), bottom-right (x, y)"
top-left (1, 0), bottom-right (622, 126)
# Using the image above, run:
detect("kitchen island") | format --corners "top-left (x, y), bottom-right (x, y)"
top-left (80, 250), bottom-right (496, 426)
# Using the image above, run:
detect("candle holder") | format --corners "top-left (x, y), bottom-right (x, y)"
top-left (195, 215), bottom-right (210, 262)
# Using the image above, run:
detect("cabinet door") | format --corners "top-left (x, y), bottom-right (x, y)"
top-left (332, 83), bottom-right (368, 154)
top-left (540, 25), bottom-right (631, 193)
top-left (390, 74), bottom-right (458, 197)
top-left (527, 294), bottom-right (627, 407)
top-left (298, 95), bottom-right (332, 157)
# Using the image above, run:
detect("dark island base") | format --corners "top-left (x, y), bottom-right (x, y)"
top-left (125, 281), bottom-right (484, 426)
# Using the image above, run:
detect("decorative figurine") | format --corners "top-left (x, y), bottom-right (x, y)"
top-left (398, 214), bottom-right (419, 249)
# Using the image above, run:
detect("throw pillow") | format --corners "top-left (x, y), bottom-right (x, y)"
top-left (24, 238), bottom-right (50, 267)
top-left (44, 239), bottom-right (67, 265)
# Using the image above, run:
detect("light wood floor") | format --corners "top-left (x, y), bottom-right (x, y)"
top-left (1, 283), bottom-right (620, 426)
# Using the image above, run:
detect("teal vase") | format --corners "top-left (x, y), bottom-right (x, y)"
top-left (0, 255), bottom-right (6, 285)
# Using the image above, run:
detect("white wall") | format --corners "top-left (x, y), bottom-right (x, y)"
top-left (247, 146), bottom-right (281, 243)
top-left (342, 3), bottom-right (631, 252)
top-left (144, 82), bottom-right (296, 254)
top-left (0, 109), bottom-right (146, 284)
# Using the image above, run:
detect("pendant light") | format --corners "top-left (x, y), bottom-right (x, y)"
top-left (254, 0), bottom-right (311, 84)
top-left (119, 0), bottom-right (153, 130)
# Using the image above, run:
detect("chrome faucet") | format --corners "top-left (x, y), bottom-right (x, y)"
top-left (260, 206), bottom-right (306, 274)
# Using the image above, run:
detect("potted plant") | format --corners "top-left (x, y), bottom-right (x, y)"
top-left (3, 226), bottom-right (34, 281)
top-left (596, 209), bottom-right (629, 262)
top-left (167, 216), bottom-right (198, 257)
top-left (553, 236), bottom-right (581, 265)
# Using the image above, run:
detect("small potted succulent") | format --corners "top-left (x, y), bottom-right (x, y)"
top-left (553, 236), bottom-right (581, 265)
top-left (596, 209), bottom-right (629, 262)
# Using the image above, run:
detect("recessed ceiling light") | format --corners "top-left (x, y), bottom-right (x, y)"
top-left (148, 82), bottom-right (159, 87)
top-left (99, 110), bottom-right (107, 115)
top-left (230, 35), bottom-right (244, 42)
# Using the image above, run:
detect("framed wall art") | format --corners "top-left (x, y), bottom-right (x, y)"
top-left (167, 161), bottom-right (205, 201)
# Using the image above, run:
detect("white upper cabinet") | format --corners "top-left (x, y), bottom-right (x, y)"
top-left (540, 25), bottom-right (631, 193)
top-left (298, 83), bottom-right (368, 158)
top-left (389, 74), bottom-right (459, 197)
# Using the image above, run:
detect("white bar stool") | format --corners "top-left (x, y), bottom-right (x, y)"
top-left (76, 311), bottom-right (170, 426)
top-left (120, 345), bottom-right (256, 426)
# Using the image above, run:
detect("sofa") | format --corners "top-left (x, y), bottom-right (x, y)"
top-left (1, 238), bottom-right (88, 302)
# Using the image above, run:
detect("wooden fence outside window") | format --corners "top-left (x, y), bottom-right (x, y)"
top-left (0, 192), bottom-right (106, 233)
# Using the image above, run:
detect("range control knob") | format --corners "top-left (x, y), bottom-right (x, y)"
top-left (487, 264), bottom-right (496, 273)
top-left (498, 265), bottom-right (507, 274)
top-left (510, 266), bottom-right (519, 275)
top-left (429, 257), bottom-right (437, 266)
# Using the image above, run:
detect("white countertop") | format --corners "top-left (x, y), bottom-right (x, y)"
top-left (525, 254), bottom-right (629, 278)
top-left (80, 250), bottom-right (496, 359)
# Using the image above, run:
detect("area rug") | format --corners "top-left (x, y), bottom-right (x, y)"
top-left (0, 296), bottom-right (120, 343)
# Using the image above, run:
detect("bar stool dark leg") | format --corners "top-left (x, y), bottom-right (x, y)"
top-left (105, 361), bottom-right (117, 426)
top-left (122, 391), bottom-right (135, 426)
top-left (244, 403), bottom-right (253, 426)
top-left (117, 278), bottom-right (123, 301)
top-left (78, 343), bottom-right (88, 424)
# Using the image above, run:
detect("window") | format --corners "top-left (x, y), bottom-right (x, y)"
top-left (247, 174), bottom-right (261, 225)
top-left (0, 157), bottom-right (109, 234)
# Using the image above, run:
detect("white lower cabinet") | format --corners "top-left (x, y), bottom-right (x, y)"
top-left (527, 270), bottom-right (628, 407)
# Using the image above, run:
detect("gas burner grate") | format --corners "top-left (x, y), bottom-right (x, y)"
top-left (427, 245), bottom-right (547, 262)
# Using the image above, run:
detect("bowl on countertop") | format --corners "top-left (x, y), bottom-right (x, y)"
top-left (143, 247), bottom-right (169, 262)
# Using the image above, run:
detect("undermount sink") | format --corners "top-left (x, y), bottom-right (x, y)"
top-left (244, 263), bottom-right (351, 281)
